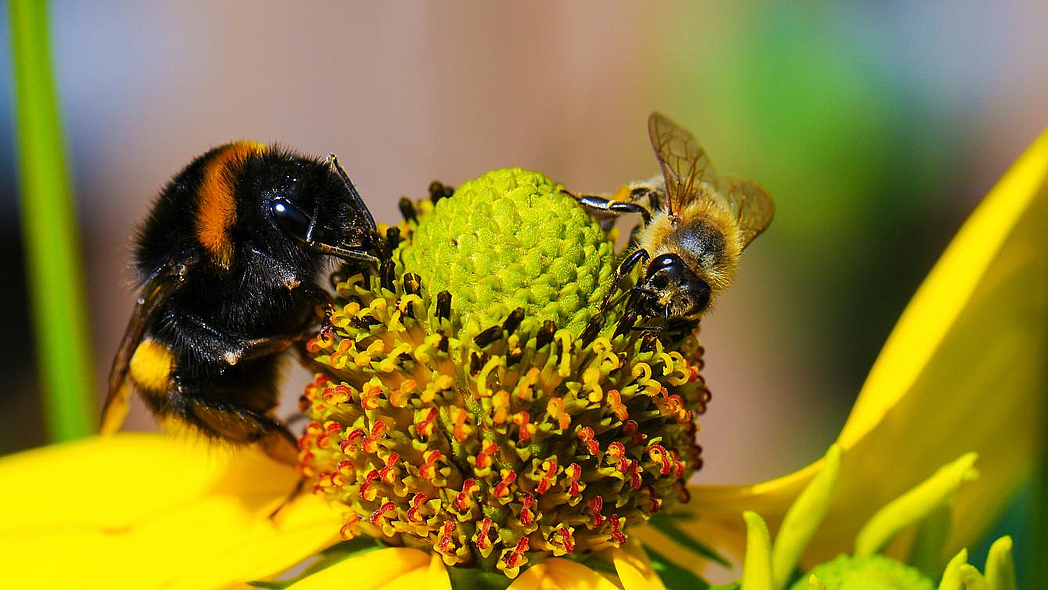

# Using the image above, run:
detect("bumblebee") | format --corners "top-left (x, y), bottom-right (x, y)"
top-left (102, 142), bottom-right (380, 465)
top-left (578, 112), bottom-right (774, 332)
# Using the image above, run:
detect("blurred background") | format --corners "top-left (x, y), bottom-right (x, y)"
top-left (1, 0), bottom-right (1045, 530)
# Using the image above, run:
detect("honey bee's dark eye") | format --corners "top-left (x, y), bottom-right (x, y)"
top-left (693, 279), bottom-right (711, 312)
top-left (649, 253), bottom-right (684, 273)
top-left (270, 197), bottom-right (312, 242)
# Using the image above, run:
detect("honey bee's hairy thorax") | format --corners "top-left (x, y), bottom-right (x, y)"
top-left (636, 200), bottom-right (742, 295)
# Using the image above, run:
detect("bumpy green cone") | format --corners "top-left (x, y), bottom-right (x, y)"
top-left (791, 555), bottom-right (935, 590)
top-left (397, 168), bottom-right (617, 335)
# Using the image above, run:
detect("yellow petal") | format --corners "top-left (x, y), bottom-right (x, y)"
top-left (286, 548), bottom-right (450, 590)
top-left (984, 536), bottom-right (1017, 590)
top-left (685, 127), bottom-right (1048, 565)
top-left (629, 521), bottom-right (720, 580)
top-left (613, 539), bottom-right (668, 590)
top-left (508, 559), bottom-right (622, 590)
top-left (854, 453), bottom-right (978, 558)
top-left (958, 565), bottom-right (990, 590)
top-left (740, 512), bottom-right (773, 590)
top-left (0, 433), bottom-right (342, 590)
top-left (939, 549), bottom-right (969, 590)
top-left (771, 444), bottom-right (842, 590)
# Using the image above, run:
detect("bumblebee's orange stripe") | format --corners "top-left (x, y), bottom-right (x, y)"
top-left (196, 141), bottom-right (267, 268)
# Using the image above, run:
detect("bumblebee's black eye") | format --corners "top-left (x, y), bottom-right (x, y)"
top-left (271, 197), bottom-right (312, 242)
top-left (649, 253), bottom-right (684, 273)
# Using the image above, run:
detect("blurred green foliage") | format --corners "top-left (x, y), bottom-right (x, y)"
top-left (9, 0), bottom-right (94, 441)
top-left (671, 4), bottom-right (963, 409)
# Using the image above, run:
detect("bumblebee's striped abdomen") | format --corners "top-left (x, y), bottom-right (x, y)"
top-left (194, 141), bottom-right (268, 269)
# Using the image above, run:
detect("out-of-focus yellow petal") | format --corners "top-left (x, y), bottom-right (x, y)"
top-left (508, 558), bottom-right (622, 590)
top-left (939, 549), bottom-right (969, 590)
top-left (286, 548), bottom-right (449, 590)
top-left (630, 522), bottom-right (717, 580)
top-left (685, 128), bottom-right (1048, 566)
top-left (854, 453), bottom-right (978, 558)
top-left (0, 433), bottom-right (342, 590)
top-left (984, 536), bottom-right (1017, 590)
top-left (613, 539), bottom-right (668, 590)
top-left (740, 512), bottom-right (773, 590)
top-left (771, 444), bottom-right (842, 590)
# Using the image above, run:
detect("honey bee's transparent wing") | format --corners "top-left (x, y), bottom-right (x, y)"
top-left (648, 112), bottom-right (718, 215)
top-left (720, 176), bottom-right (774, 248)
top-left (102, 256), bottom-right (196, 434)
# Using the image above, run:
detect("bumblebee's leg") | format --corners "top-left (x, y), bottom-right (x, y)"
top-left (139, 376), bottom-right (299, 466)
top-left (221, 335), bottom-right (298, 366)
top-left (270, 476), bottom-right (309, 520)
top-left (599, 248), bottom-right (650, 313)
top-left (178, 391), bottom-right (301, 466)
top-left (168, 308), bottom-right (314, 367)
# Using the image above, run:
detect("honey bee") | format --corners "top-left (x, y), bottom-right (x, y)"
top-left (102, 142), bottom-right (380, 465)
top-left (578, 112), bottom-right (773, 333)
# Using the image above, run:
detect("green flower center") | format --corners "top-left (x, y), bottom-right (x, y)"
top-left (397, 168), bottom-right (616, 335)
top-left (298, 169), bottom-right (711, 578)
top-left (792, 555), bottom-right (936, 590)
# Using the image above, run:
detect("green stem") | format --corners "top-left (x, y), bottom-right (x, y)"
top-left (9, 0), bottom-right (95, 441)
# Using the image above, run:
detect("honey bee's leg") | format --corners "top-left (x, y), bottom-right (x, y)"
top-left (628, 186), bottom-right (661, 213)
top-left (577, 195), bottom-right (653, 223)
top-left (599, 248), bottom-right (650, 313)
top-left (581, 248), bottom-right (650, 345)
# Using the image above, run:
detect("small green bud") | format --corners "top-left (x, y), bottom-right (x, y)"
top-left (789, 555), bottom-right (935, 590)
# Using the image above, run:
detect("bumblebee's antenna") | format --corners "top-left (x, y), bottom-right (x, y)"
top-left (327, 153), bottom-right (377, 230)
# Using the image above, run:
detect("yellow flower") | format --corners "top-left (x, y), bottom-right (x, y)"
top-left (1, 131), bottom-right (1045, 589)
top-left (666, 126), bottom-right (1048, 574)
top-left (0, 433), bottom-right (666, 589)
top-left (737, 445), bottom-right (1016, 590)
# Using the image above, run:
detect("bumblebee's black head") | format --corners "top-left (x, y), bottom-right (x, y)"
top-left (232, 146), bottom-right (379, 270)
top-left (637, 253), bottom-right (711, 321)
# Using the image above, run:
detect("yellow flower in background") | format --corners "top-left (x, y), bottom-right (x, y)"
top-left (0, 130), bottom-right (1045, 589)
top-left (670, 126), bottom-right (1048, 573)
top-left (736, 445), bottom-right (1017, 590)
